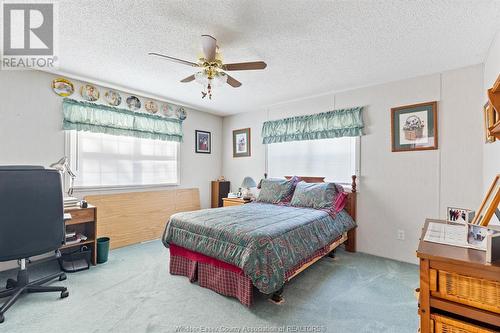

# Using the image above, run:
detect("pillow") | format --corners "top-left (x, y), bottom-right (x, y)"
top-left (278, 176), bottom-right (300, 204)
top-left (290, 181), bottom-right (347, 214)
top-left (256, 178), bottom-right (297, 204)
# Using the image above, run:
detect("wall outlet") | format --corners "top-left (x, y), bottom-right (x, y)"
top-left (397, 229), bottom-right (405, 241)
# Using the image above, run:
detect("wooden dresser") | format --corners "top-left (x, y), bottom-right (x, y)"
top-left (417, 220), bottom-right (500, 332)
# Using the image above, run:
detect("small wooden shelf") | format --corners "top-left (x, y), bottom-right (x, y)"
top-left (60, 239), bottom-right (94, 250)
top-left (63, 205), bottom-right (97, 265)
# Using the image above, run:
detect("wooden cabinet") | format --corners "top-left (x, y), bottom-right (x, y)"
top-left (63, 205), bottom-right (97, 265)
top-left (417, 220), bottom-right (500, 332)
top-left (211, 181), bottom-right (230, 208)
top-left (222, 198), bottom-right (250, 207)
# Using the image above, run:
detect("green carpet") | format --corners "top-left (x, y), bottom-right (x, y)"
top-left (0, 241), bottom-right (419, 333)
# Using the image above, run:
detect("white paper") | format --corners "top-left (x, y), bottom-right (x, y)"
top-left (424, 222), bottom-right (467, 247)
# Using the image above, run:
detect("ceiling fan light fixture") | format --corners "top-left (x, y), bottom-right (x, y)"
top-left (194, 71), bottom-right (208, 85)
top-left (194, 70), bottom-right (227, 87)
top-left (149, 34), bottom-right (265, 99)
top-left (212, 71), bottom-right (227, 87)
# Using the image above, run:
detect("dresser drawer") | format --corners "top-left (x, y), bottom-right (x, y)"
top-left (223, 200), bottom-right (241, 207)
top-left (431, 314), bottom-right (497, 333)
top-left (65, 208), bottom-right (95, 225)
top-left (431, 269), bottom-right (500, 314)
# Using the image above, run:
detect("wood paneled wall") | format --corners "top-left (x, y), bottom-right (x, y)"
top-left (85, 188), bottom-right (200, 250)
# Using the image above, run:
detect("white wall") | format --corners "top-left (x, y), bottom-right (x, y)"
top-left (0, 70), bottom-right (223, 270)
top-left (222, 65), bottom-right (484, 264)
top-left (0, 63), bottom-right (491, 268)
top-left (483, 32), bottom-right (500, 193)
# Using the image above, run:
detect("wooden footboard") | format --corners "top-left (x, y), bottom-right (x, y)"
top-left (287, 232), bottom-right (348, 281)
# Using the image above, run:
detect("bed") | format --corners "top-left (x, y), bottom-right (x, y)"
top-left (162, 176), bottom-right (357, 306)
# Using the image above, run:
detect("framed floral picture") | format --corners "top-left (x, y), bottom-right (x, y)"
top-left (391, 101), bottom-right (438, 152)
top-left (195, 130), bottom-right (211, 154)
top-left (233, 128), bottom-right (251, 157)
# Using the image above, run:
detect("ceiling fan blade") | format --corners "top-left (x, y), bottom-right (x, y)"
top-left (201, 35), bottom-right (217, 61)
top-left (148, 52), bottom-right (198, 67)
top-left (180, 75), bottom-right (195, 83)
top-left (223, 61), bottom-right (267, 71)
top-left (226, 74), bottom-right (242, 88)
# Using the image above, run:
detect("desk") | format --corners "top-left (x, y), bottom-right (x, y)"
top-left (63, 205), bottom-right (97, 265)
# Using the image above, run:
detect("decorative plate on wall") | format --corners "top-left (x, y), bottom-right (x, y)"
top-left (144, 100), bottom-right (158, 114)
top-left (104, 89), bottom-right (122, 106)
top-left (126, 96), bottom-right (141, 110)
top-left (80, 84), bottom-right (100, 101)
top-left (162, 103), bottom-right (174, 117)
top-left (176, 107), bottom-right (187, 121)
top-left (52, 78), bottom-right (74, 97)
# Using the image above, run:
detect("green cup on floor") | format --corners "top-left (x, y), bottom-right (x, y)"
top-left (96, 237), bottom-right (110, 264)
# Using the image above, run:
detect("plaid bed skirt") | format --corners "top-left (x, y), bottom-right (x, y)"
top-left (169, 234), bottom-right (343, 306)
top-left (170, 253), bottom-right (253, 306)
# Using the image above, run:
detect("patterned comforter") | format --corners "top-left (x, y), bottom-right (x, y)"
top-left (162, 202), bottom-right (355, 294)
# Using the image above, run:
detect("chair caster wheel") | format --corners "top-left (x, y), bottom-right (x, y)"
top-left (60, 290), bottom-right (69, 299)
top-left (59, 274), bottom-right (67, 281)
top-left (6, 279), bottom-right (16, 289)
top-left (0, 313), bottom-right (4, 324)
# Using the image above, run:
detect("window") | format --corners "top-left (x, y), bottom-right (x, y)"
top-left (67, 131), bottom-right (179, 189)
top-left (267, 137), bottom-right (359, 183)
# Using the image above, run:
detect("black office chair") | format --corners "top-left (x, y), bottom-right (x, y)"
top-left (0, 166), bottom-right (69, 323)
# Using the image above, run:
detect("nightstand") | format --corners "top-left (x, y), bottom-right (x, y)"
top-left (222, 197), bottom-right (251, 207)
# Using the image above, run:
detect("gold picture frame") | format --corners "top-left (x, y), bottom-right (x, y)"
top-left (483, 102), bottom-right (497, 143)
top-left (471, 174), bottom-right (500, 227)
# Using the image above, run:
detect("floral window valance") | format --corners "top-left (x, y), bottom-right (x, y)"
top-left (261, 107), bottom-right (364, 144)
top-left (62, 98), bottom-right (183, 142)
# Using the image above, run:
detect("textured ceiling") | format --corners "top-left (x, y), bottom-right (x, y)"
top-left (53, 0), bottom-right (500, 115)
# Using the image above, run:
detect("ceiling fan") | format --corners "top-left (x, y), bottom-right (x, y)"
top-left (149, 35), bottom-right (267, 99)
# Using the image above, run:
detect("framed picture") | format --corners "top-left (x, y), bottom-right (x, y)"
top-left (195, 130), bottom-right (211, 154)
top-left (233, 128), bottom-right (251, 157)
top-left (484, 102), bottom-right (497, 143)
top-left (466, 223), bottom-right (499, 251)
top-left (391, 101), bottom-right (438, 152)
top-left (446, 207), bottom-right (474, 223)
top-left (471, 174), bottom-right (500, 227)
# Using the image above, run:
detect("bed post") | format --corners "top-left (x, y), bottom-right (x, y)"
top-left (345, 175), bottom-right (357, 253)
top-left (257, 173), bottom-right (268, 189)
